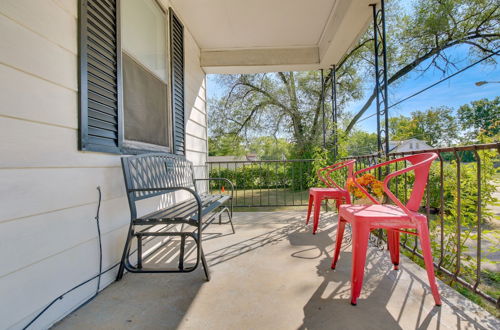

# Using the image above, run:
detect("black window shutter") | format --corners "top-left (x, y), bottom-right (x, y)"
top-left (169, 9), bottom-right (185, 155)
top-left (79, 0), bottom-right (123, 154)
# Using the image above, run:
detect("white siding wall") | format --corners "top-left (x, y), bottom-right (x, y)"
top-left (0, 1), bottom-right (207, 328)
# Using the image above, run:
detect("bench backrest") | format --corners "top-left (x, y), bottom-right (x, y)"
top-left (121, 153), bottom-right (196, 205)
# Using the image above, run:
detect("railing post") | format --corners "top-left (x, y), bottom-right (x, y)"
top-left (370, 0), bottom-right (389, 165)
top-left (331, 65), bottom-right (338, 158)
top-left (320, 69), bottom-right (326, 148)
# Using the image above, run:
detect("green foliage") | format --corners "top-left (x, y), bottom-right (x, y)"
top-left (392, 148), bottom-right (498, 297)
top-left (458, 97), bottom-right (500, 140)
top-left (209, 161), bottom-right (314, 191)
top-left (246, 137), bottom-right (292, 160)
top-left (345, 130), bottom-right (378, 156)
top-left (209, 135), bottom-right (293, 161)
top-left (301, 146), bottom-right (349, 191)
top-left (208, 135), bottom-right (246, 156)
top-left (308, 147), bottom-right (334, 187)
top-left (346, 0), bottom-right (500, 133)
top-left (389, 107), bottom-right (459, 147)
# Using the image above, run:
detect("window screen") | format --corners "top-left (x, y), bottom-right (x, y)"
top-left (123, 53), bottom-right (168, 146)
top-left (121, 0), bottom-right (169, 147)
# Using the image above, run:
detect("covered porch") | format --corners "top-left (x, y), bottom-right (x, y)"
top-left (2, 0), bottom-right (499, 328)
top-left (55, 212), bottom-right (498, 329)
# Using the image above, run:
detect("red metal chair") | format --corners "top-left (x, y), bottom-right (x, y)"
top-left (331, 153), bottom-right (441, 306)
top-left (306, 160), bottom-right (355, 234)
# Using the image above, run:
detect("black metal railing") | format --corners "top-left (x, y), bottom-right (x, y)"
top-left (206, 159), bottom-right (315, 208)
top-left (347, 143), bottom-right (500, 307)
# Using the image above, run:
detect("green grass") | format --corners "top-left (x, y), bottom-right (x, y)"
top-left (210, 188), bottom-right (339, 212)
top-left (212, 188), bottom-right (309, 209)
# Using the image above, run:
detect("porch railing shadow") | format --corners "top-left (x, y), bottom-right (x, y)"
top-left (284, 214), bottom-right (497, 329)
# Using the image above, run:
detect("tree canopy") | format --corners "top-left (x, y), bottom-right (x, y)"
top-left (389, 107), bottom-right (459, 147)
top-left (209, 135), bottom-right (292, 160)
top-left (345, 0), bottom-right (500, 133)
top-left (208, 0), bottom-right (500, 158)
top-left (458, 97), bottom-right (500, 140)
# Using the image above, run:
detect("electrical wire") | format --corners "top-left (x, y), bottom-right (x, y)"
top-left (355, 50), bottom-right (500, 124)
top-left (388, 50), bottom-right (500, 110)
top-left (23, 187), bottom-right (109, 330)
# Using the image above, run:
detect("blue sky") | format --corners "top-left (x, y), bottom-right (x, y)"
top-left (207, 48), bottom-right (499, 134)
top-left (350, 48), bottom-right (500, 132)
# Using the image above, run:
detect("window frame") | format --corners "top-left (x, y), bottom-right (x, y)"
top-left (121, 0), bottom-right (172, 153)
top-left (78, 0), bottom-right (185, 155)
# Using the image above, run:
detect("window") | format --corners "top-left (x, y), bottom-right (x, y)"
top-left (78, 0), bottom-right (185, 155)
top-left (122, 0), bottom-right (169, 149)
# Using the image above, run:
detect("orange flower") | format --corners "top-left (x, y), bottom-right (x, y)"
top-left (362, 173), bottom-right (376, 184)
top-left (371, 181), bottom-right (384, 197)
top-left (348, 174), bottom-right (385, 200)
top-left (354, 190), bottom-right (365, 198)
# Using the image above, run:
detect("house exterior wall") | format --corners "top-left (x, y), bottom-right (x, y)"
top-left (0, 1), bottom-right (207, 329)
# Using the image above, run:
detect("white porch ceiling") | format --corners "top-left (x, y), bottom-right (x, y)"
top-left (169, 0), bottom-right (378, 73)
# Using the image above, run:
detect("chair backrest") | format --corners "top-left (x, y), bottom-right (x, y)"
top-left (352, 153), bottom-right (437, 213)
top-left (401, 153), bottom-right (437, 211)
top-left (121, 153), bottom-right (195, 204)
top-left (317, 160), bottom-right (356, 189)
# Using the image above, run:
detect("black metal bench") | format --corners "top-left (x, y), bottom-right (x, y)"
top-left (116, 153), bottom-right (234, 281)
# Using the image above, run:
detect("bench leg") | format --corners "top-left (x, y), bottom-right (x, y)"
top-left (218, 207), bottom-right (235, 234)
top-left (179, 235), bottom-right (185, 271)
top-left (117, 223), bottom-right (134, 281)
top-left (137, 234), bottom-right (143, 269)
top-left (200, 246), bottom-right (210, 281)
top-left (226, 207), bottom-right (235, 234)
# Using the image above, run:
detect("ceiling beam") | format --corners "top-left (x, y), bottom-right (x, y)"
top-left (201, 47), bottom-right (319, 73)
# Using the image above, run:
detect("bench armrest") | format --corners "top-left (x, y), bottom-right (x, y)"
top-left (194, 178), bottom-right (234, 199)
top-left (128, 187), bottom-right (203, 223)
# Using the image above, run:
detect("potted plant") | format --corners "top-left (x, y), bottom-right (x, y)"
top-left (347, 173), bottom-right (385, 204)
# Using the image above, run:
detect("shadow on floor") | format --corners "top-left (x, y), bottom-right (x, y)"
top-left (289, 215), bottom-right (495, 330)
top-left (55, 212), bottom-right (498, 330)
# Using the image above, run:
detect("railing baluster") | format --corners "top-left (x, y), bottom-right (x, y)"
top-left (259, 161), bottom-right (263, 207)
top-left (454, 150), bottom-right (462, 279)
top-left (242, 162), bottom-right (246, 206)
top-left (251, 162), bottom-right (254, 207)
top-left (283, 160), bottom-right (287, 206)
top-left (473, 149), bottom-right (481, 292)
top-left (438, 153), bottom-right (445, 269)
top-left (292, 161), bottom-right (295, 206)
top-left (267, 161), bottom-right (271, 206)
top-left (275, 161), bottom-right (278, 206)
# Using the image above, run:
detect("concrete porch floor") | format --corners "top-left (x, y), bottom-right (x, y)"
top-left (54, 212), bottom-right (499, 330)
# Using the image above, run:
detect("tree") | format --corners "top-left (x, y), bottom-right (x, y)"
top-left (345, 0), bottom-right (500, 134)
top-left (247, 136), bottom-right (292, 160)
top-left (458, 97), bottom-right (500, 140)
top-left (346, 131), bottom-right (378, 156)
top-left (209, 69), bottom-right (363, 157)
top-left (208, 0), bottom-right (499, 155)
top-left (208, 134), bottom-right (246, 156)
top-left (389, 107), bottom-right (459, 147)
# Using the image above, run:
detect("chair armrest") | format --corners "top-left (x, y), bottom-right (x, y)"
top-left (382, 154), bottom-right (438, 222)
top-left (318, 160), bottom-right (355, 189)
top-left (324, 160), bottom-right (355, 189)
top-left (194, 178), bottom-right (234, 198)
top-left (351, 157), bottom-right (412, 205)
top-left (128, 187), bottom-right (202, 223)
